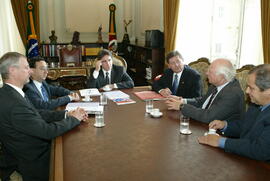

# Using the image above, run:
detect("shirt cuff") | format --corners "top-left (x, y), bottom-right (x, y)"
top-left (114, 83), bottom-right (118, 89)
top-left (68, 95), bottom-right (72, 101)
top-left (93, 70), bottom-right (99, 79)
top-left (220, 121), bottom-right (228, 133)
top-left (218, 137), bottom-right (227, 148)
top-left (183, 98), bottom-right (187, 104)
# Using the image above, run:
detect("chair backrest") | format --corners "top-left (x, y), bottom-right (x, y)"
top-left (188, 57), bottom-right (210, 95)
top-left (59, 45), bottom-right (82, 67)
top-left (236, 64), bottom-right (255, 109)
top-left (112, 53), bottom-right (127, 71)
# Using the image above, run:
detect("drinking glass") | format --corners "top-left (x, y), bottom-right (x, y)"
top-left (94, 112), bottom-right (105, 127)
top-left (100, 93), bottom-right (107, 105)
top-left (145, 99), bottom-right (153, 113)
top-left (180, 115), bottom-right (192, 135)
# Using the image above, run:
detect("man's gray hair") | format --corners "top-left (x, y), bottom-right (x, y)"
top-left (249, 64), bottom-right (270, 91)
top-left (215, 61), bottom-right (236, 82)
top-left (0, 52), bottom-right (25, 80)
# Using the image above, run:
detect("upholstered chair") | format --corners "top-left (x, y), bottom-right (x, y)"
top-left (59, 44), bottom-right (82, 67)
top-left (188, 57), bottom-right (210, 95)
top-left (236, 64), bottom-right (255, 109)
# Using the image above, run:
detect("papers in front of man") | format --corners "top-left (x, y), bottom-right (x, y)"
top-left (103, 90), bottom-right (130, 100)
top-left (66, 102), bottom-right (103, 114)
top-left (134, 91), bottom-right (165, 101)
top-left (79, 88), bottom-right (101, 97)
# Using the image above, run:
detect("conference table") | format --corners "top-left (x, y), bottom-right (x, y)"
top-left (50, 86), bottom-right (270, 181)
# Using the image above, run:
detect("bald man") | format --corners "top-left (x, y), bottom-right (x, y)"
top-left (165, 58), bottom-right (245, 123)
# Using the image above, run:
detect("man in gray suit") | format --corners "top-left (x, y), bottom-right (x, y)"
top-left (165, 58), bottom-right (245, 123)
top-left (0, 52), bottom-right (88, 181)
top-left (87, 49), bottom-right (134, 90)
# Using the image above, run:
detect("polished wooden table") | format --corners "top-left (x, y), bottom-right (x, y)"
top-left (51, 87), bottom-right (270, 181)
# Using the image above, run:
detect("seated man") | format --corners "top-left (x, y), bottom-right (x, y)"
top-left (152, 50), bottom-right (202, 98)
top-left (86, 49), bottom-right (134, 90)
top-left (165, 58), bottom-right (245, 123)
top-left (0, 52), bottom-right (88, 181)
top-left (24, 56), bottom-right (80, 110)
top-left (198, 64), bottom-right (270, 161)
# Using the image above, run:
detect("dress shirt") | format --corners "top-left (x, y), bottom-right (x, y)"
top-left (201, 81), bottom-right (230, 109)
top-left (93, 68), bottom-right (118, 88)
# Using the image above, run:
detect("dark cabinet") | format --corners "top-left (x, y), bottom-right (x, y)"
top-left (123, 44), bottom-right (164, 86)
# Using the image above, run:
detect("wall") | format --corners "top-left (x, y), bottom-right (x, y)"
top-left (39, 0), bottom-right (163, 44)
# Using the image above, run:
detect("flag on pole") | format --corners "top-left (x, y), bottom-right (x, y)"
top-left (108, 4), bottom-right (117, 52)
top-left (26, 0), bottom-right (39, 58)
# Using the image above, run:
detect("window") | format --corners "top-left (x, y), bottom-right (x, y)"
top-left (0, 0), bottom-right (25, 57)
top-left (175, 0), bottom-right (263, 67)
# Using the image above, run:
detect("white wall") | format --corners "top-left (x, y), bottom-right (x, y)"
top-left (39, 0), bottom-right (163, 44)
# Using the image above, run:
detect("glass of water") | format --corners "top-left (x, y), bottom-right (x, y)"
top-left (145, 99), bottom-right (154, 113)
top-left (180, 115), bottom-right (192, 135)
top-left (100, 93), bottom-right (107, 105)
top-left (94, 111), bottom-right (105, 128)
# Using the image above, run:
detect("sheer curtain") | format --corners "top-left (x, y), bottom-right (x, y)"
top-left (175, 0), bottom-right (263, 68)
top-left (0, 0), bottom-right (25, 57)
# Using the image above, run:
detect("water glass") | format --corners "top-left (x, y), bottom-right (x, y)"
top-left (94, 112), bottom-right (105, 127)
top-left (100, 93), bottom-right (107, 105)
top-left (180, 115), bottom-right (192, 135)
top-left (145, 99), bottom-right (153, 113)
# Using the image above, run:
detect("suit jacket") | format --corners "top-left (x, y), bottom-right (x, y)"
top-left (182, 79), bottom-right (245, 123)
top-left (224, 104), bottom-right (270, 161)
top-left (0, 84), bottom-right (80, 181)
top-left (24, 80), bottom-right (71, 110)
top-left (152, 65), bottom-right (202, 98)
top-left (86, 65), bottom-right (134, 89)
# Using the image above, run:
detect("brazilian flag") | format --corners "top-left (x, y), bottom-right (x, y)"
top-left (26, 0), bottom-right (39, 58)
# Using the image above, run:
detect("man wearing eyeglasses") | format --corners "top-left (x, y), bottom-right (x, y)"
top-left (24, 56), bottom-right (80, 110)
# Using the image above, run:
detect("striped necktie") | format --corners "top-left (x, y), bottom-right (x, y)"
top-left (41, 85), bottom-right (49, 102)
top-left (204, 87), bottom-right (218, 109)
top-left (172, 74), bottom-right (179, 95)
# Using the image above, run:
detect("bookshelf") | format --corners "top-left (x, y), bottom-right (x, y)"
top-left (122, 43), bottom-right (165, 86)
top-left (40, 42), bottom-right (109, 65)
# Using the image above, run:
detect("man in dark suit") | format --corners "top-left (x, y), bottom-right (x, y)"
top-left (86, 49), bottom-right (134, 90)
top-left (166, 58), bottom-right (245, 123)
top-left (152, 50), bottom-right (202, 98)
top-left (0, 52), bottom-right (88, 181)
top-left (24, 56), bottom-right (80, 110)
top-left (198, 64), bottom-right (270, 161)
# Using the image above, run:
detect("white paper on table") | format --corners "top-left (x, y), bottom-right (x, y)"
top-left (103, 90), bottom-right (130, 100)
top-left (65, 102), bottom-right (103, 114)
top-left (79, 88), bottom-right (101, 96)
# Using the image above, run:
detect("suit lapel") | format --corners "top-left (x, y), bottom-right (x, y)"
top-left (31, 81), bottom-right (43, 98)
top-left (111, 67), bottom-right (115, 83)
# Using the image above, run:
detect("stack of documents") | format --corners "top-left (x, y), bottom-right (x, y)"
top-left (66, 102), bottom-right (103, 114)
top-left (79, 88), bottom-right (101, 97)
top-left (103, 90), bottom-right (130, 100)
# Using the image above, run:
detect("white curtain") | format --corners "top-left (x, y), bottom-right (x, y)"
top-left (175, 0), bottom-right (263, 68)
top-left (0, 0), bottom-right (25, 57)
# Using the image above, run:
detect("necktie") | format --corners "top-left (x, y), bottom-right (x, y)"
top-left (41, 85), bottom-right (49, 102)
top-left (105, 72), bottom-right (109, 85)
top-left (204, 87), bottom-right (218, 109)
top-left (172, 74), bottom-right (179, 95)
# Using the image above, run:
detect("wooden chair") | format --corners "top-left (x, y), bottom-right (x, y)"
top-left (188, 57), bottom-right (210, 95)
top-left (236, 64), bottom-right (255, 109)
top-left (59, 45), bottom-right (82, 67)
top-left (112, 53), bottom-right (127, 71)
top-left (91, 53), bottom-right (127, 71)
